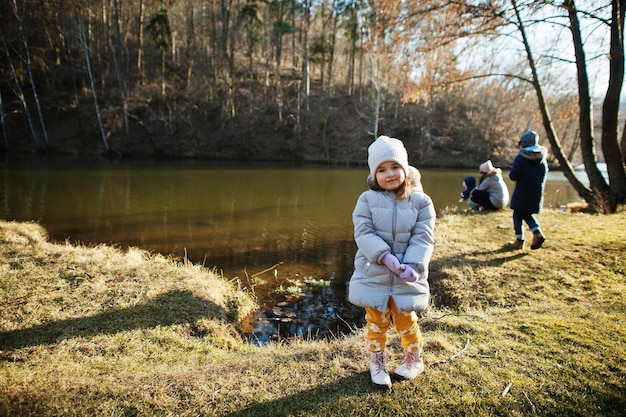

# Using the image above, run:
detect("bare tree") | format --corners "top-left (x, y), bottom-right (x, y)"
top-left (11, 0), bottom-right (49, 148)
top-left (341, 0), bottom-right (361, 96)
top-left (269, 0), bottom-right (294, 123)
top-left (597, 0), bottom-right (626, 210)
top-left (405, 0), bottom-right (625, 211)
top-left (302, 0), bottom-right (311, 126)
top-left (0, 24), bottom-right (40, 148)
top-left (137, 0), bottom-right (145, 74)
top-left (0, 88), bottom-right (7, 149)
top-left (145, 5), bottom-right (171, 100)
top-left (113, 0), bottom-right (130, 134)
top-left (513, 0), bottom-right (625, 212)
top-left (76, 14), bottom-right (111, 153)
top-left (321, 0), bottom-right (339, 162)
top-left (511, 0), bottom-right (591, 202)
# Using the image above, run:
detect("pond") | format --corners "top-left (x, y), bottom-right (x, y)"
top-left (0, 158), bottom-right (582, 344)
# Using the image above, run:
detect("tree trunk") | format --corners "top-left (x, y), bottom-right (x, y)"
top-left (302, 0), bottom-right (311, 126)
top-left (185, 0), bottom-right (196, 90)
top-left (621, 118), bottom-right (626, 165)
top-left (326, 0), bottom-right (337, 96)
top-left (600, 0), bottom-right (626, 210)
top-left (322, 0), bottom-right (338, 163)
top-left (291, 0), bottom-right (298, 78)
top-left (372, 58), bottom-right (382, 139)
top-left (113, 0), bottom-right (129, 135)
top-left (564, 0), bottom-right (609, 199)
top-left (77, 16), bottom-right (111, 153)
top-left (0, 26), bottom-right (40, 148)
top-left (297, 0), bottom-right (311, 157)
top-left (345, 1), bottom-right (358, 96)
top-left (512, 0), bottom-right (594, 206)
top-left (0, 86), bottom-right (8, 149)
top-left (220, 0), bottom-right (236, 121)
top-left (12, 0), bottom-right (49, 148)
top-left (274, 1), bottom-right (286, 123)
top-left (137, 0), bottom-right (144, 74)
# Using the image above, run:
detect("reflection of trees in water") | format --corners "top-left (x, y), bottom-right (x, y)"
top-left (1, 164), bottom-right (583, 345)
top-left (238, 236), bottom-right (362, 344)
top-left (246, 280), bottom-right (365, 345)
top-left (195, 232), bottom-right (362, 344)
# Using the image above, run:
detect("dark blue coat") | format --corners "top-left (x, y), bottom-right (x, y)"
top-left (460, 176), bottom-right (476, 200)
top-left (509, 146), bottom-right (548, 213)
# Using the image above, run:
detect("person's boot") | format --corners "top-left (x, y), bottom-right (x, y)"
top-left (393, 349), bottom-right (424, 380)
top-left (507, 238), bottom-right (524, 250)
top-left (369, 351), bottom-right (392, 389)
top-left (531, 231), bottom-right (546, 250)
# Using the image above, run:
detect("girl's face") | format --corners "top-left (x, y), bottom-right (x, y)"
top-left (375, 161), bottom-right (406, 191)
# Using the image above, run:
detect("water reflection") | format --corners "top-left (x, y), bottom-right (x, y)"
top-left (0, 159), bottom-right (582, 344)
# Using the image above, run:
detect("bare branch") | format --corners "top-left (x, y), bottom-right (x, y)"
top-left (450, 338), bottom-right (470, 360)
top-left (442, 72), bottom-right (534, 86)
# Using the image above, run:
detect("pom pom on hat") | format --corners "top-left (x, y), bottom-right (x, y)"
top-left (368, 135), bottom-right (409, 179)
top-left (519, 130), bottom-right (539, 148)
top-left (479, 160), bottom-right (494, 174)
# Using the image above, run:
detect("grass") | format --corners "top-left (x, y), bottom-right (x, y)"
top-left (1, 208), bottom-right (625, 416)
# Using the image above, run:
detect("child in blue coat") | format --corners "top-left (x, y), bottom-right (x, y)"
top-left (508, 130), bottom-right (548, 250)
top-left (459, 176), bottom-right (476, 205)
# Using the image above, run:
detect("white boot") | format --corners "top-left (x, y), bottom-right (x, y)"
top-left (393, 349), bottom-right (424, 380)
top-left (369, 351), bottom-right (392, 389)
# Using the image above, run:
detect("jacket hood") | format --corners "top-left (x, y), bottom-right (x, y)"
top-left (406, 165), bottom-right (424, 192)
top-left (463, 176), bottom-right (476, 188)
top-left (519, 145), bottom-right (548, 163)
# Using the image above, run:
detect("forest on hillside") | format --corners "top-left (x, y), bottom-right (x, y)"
top-left (0, 0), bottom-right (618, 170)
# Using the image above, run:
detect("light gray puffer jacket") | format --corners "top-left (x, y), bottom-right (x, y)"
top-left (348, 171), bottom-right (436, 313)
top-left (474, 169), bottom-right (510, 209)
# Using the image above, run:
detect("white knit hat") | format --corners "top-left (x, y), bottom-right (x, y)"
top-left (479, 160), bottom-right (494, 174)
top-left (367, 135), bottom-right (409, 179)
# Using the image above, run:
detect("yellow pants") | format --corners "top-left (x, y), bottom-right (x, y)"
top-left (365, 297), bottom-right (422, 353)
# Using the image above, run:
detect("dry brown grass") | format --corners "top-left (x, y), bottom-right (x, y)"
top-left (1, 209), bottom-right (625, 416)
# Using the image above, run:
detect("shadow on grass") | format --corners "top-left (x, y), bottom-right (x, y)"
top-left (220, 368), bottom-right (626, 417)
top-left (428, 245), bottom-right (528, 308)
top-left (0, 289), bottom-right (223, 351)
top-left (221, 371), bottom-right (378, 417)
top-left (469, 246), bottom-right (529, 263)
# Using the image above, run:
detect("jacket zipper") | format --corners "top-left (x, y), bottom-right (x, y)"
top-left (391, 196), bottom-right (397, 243)
top-left (389, 195), bottom-right (398, 295)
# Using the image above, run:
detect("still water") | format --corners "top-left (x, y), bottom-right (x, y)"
top-left (0, 159), bottom-right (581, 343)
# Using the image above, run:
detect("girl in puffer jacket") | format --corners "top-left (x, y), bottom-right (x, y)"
top-left (349, 135), bottom-right (436, 389)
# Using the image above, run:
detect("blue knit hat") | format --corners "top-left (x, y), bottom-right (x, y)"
top-left (519, 130), bottom-right (539, 148)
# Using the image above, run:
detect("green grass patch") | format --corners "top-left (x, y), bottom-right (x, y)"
top-left (1, 209), bottom-right (625, 416)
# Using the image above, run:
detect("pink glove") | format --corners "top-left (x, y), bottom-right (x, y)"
top-left (381, 253), bottom-right (404, 275)
top-left (399, 265), bottom-right (419, 282)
